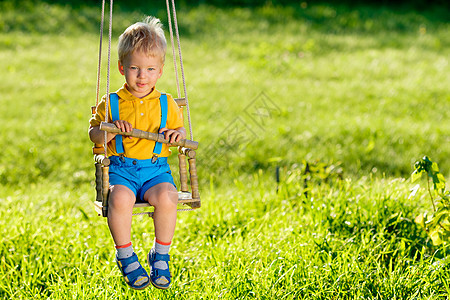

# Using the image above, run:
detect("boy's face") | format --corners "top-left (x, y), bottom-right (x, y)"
top-left (118, 50), bottom-right (164, 98)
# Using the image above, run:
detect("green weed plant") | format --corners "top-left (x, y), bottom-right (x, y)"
top-left (411, 156), bottom-right (450, 246)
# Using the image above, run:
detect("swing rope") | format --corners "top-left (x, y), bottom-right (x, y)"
top-left (95, 0), bottom-right (105, 108)
top-left (94, 0), bottom-right (114, 157)
top-left (165, 0), bottom-right (194, 141)
top-left (104, 0), bottom-right (114, 157)
top-left (165, 0), bottom-right (181, 99)
top-left (133, 208), bottom-right (194, 218)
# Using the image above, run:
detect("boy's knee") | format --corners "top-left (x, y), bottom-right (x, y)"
top-left (110, 196), bottom-right (135, 211)
top-left (148, 185), bottom-right (178, 209)
top-left (109, 187), bottom-right (135, 210)
top-left (157, 192), bottom-right (178, 209)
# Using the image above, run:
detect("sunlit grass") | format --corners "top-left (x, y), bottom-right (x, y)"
top-left (0, 1), bottom-right (449, 299)
top-left (1, 173), bottom-right (450, 299)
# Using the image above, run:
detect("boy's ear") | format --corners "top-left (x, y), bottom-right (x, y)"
top-left (158, 64), bottom-right (164, 78)
top-left (118, 60), bottom-right (125, 75)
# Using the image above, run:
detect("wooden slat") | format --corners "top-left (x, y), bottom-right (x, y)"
top-left (92, 146), bottom-right (104, 155)
top-left (179, 154), bottom-right (189, 192)
top-left (100, 122), bottom-right (199, 150)
top-left (95, 163), bottom-right (103, 202)
top-left (174, 98), bottom-right (186, 107)
top-left (184, 201), bottom-right (201, 209)
top-left (133, 199), bottom-right (199, 208)
top-left (188, 157), bottom-right (201, 208)
top-left (101, 166), bottom-right (109, 217)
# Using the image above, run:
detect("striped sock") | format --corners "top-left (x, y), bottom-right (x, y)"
top-left (116, 242), bottom-right (133, 258)
top-left (154, 239), bottom-right (171, 255)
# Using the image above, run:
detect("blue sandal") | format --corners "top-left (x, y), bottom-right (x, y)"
top-left (147, 248), bottom-right (171, 289)
top-left (116, 253), bottom-right (150, 290)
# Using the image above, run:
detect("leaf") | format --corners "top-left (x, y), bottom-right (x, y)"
top-left (423, 156), bottom-right (433, 170)
top-left (411, 170), bottom-right (423, 183)
top-left (415, 213), bottom-right (425, 228)
top-left (432, 162), bottom-right (440, 173)
top-left (423, 156), bottom-right (432, 163)
top-left (430, 229), bottom-right (443, 246)
top-left (437, 173), bottom-right (447, 186)
top-left (441, 222), bottom-right (450, 232)
top-left (414, 161), bottom-right (422, 171)
top-left (432, 207), bottom-right (449, 224)
top-left (433, 210), bottom-right (448, 226)
top-left (437, 207), bottom-right (449, 214)
top-left (442, 192), bottom-right (450, 202)
top-left (441, 230), bottom-right (450, 243)
top-left (431, 174), bottom-right (446, 193)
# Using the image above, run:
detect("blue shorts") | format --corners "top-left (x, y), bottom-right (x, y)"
top-left (109, 156), bottom-right (175, 201)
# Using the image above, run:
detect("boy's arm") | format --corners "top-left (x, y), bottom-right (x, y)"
top-left (89, 125), bottom-right (113, 145)
top-left (89, 120), bottom-right (134, 145)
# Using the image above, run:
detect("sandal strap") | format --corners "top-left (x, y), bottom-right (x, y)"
top-left (117, 253), bottom-right (139, 266)
top-left (153, 268), bottom-right (170, 278)
top-left (126, 265), bottom-right (147, 283)
top-left (154, 253), bottom-right (170, 262)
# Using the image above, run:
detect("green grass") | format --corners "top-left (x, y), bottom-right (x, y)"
top-left (0, 1), bottom-right (449, 299)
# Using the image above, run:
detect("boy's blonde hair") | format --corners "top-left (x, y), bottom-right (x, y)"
top-left (118, 16), bottom-right (167, 64)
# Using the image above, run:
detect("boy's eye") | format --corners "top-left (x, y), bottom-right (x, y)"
top-left (130, 66), bottom-right (138, 70)
top-left (148, 68), bottom-right (155, 71)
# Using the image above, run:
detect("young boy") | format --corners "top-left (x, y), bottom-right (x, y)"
top-left (89, 16), bottom-right (185, 290)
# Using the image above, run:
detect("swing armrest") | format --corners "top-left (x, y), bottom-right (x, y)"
top-left (99, 122), bottom-right (199, 150)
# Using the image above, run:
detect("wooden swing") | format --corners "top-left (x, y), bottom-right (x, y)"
top-left (91, 0), bottom-right (200, 218)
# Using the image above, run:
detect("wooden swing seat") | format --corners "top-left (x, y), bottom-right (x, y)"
top-left (93, 191), bottom-right (200, 217)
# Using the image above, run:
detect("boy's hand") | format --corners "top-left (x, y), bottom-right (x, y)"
top-left (113, 120), bottom-right (133, 139)
top-left (159, 127), bottom-right (187, 144)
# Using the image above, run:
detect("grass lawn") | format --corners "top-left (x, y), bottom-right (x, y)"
top-left (0, 1), bottom-right (449, 299)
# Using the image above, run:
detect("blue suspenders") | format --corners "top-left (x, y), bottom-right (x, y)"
top-left (109, 93), bottom-right (168, 162)
top-left (109, 93), bottom-right (125, 154)
top-left (153, 93), bottom-right (168, 159)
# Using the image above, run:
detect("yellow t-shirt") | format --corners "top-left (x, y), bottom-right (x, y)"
top-left (90, 84), bottom-right (184, 159)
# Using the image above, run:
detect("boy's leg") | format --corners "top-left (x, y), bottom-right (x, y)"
top-left (143, 182), bottom-right (178, 243)
top-left (143, 182), bottom-right (178, 289)
top-left (107, 184), bottom-right (135, 246)
top-left (108, 185), bottom-right (150, 289)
